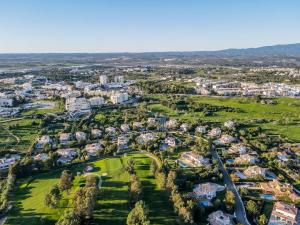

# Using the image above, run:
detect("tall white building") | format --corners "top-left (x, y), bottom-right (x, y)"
top-left (110, 92), bottom-right (128, 104)
top-left (99, 75), bottom-right (108, 85)
top-left (114, 75), bottom-right (124, 83)
top-left (65, 97), bottom-right (91, 117)
top-left (89, 97), bottom-right (105, 106)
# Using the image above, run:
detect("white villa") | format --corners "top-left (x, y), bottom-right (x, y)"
top-left (85, 143), bottom-right (102, 157)
top-left (35, 135), bottom-right (53, 150)
top-left (120, 124), bottom-right (131, 132)
top-left (193, 182), bottom-right (225, 200)
top-left (34, 153), bottom-right (49, 162)
top-left (234, 154), bottom-right (257, 165)
top-left (75, 131), bottom-right (87, 142)
top-left (195, 125), bottom-right (207, 134)
top-left (228, 143), bottom-right (248, 155)
top-left (178, 151), bottom-right (210, 168)
top-left (208, 211), bottom-right (233, 225)
top-left (91, 129), bottom-right (102, 139)
top-left (208, 128), bottom-right (222, 138)
top-left (59, 133), bottom-right (73, 145)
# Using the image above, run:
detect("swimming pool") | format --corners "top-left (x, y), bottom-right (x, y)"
top-left (260, 194), bottom-right (276, 200)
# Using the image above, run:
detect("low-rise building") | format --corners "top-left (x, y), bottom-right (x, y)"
top-left (65, 97), bottom-right (91, 118)
top-left (110, 92), bottom-right (128, 104)
top-left (178, 151), bottom-right (210, 168)
top-left (0, 98), bottom-right (13, 107)
top-left (268, 201), bottom-right (299, 225)
top-left (165, 119), bottom-right (177, 129)
top-left (56, 148), bottom-right (77, 164)
top-left (133, 122), bottom-right (143, 130)
top-left (207, 210), bottom-right (233, 225)
top-left (224, 120), bottom-right (236, 129)
top-left (59, 133), bottom-right (73, 145)
top-left (164, 136), bottom-right (178, 147)
top-left (193, 182), bottom-right (225, 200)
top-left (85, 143), bottom-right (102, 157)
top-left (136, 133), bottom-right (156, 145)
top-left (234, 154), bottom-right (257, 165)
top-left (35, 135), bottom-right (53, 150)
top-left (0, 154), bottom-right (20, 170)
top-left (260, 179), bottom-right (300, 202)
top-left (91, 129), bottom-right (102, 139)
top-left (228, 143), bottom-right (248, 155)
top-left (195, 125), bottom-right (207, 134)
top-left (105, 127), bottom-right (117, 135)
top-left (117, 135), bottom-right (129, 150)
top-left (180, 123), bottom-right (189, 132)
top-left (88, 96), bottom-right (105, 106)
top-left (214, 134), bottom-right (236, 145)
top-left (75, 131), bottom-right (87, 142)
top-left (34, 153), bottom-right (49, 162)
top-left (120, 124), bottom-right (130, 132)
top-left (243, 166), bottom-right (267, 178)
top-left (208, 128), bottom-right (222, 138)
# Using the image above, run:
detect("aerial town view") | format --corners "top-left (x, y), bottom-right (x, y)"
top-left (0, 1), bottom-right (299, 225)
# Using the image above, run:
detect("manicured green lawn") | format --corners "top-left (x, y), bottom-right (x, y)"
top-left (148, 96), bottom-right (300, 142)
top-left (6, 170), bottom-right (82, 225)
top-left (93, 153), bottom-right (176, 225)
top-left (6, 154), bottom-right (176, 225)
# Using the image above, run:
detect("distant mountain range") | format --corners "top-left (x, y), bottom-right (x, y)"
top-left (1, 43), bottom-right (300, 68)
top-left (181, 43), bottom-right (300, 57)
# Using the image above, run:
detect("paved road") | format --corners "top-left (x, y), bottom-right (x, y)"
top-left (212, 146), bottom-right (251, 225)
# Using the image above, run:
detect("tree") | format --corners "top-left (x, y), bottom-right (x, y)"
top-left (230, 173), bottom-right (240, 183)
top-left (127, 201), bottom-right (150, 225)
top-left (126, 159), bottom-right (136, 175)
top-left (166, 170), bottom-right (176, 190)
top-left (73, 187), bottom-right (97, 220)
top-left (246, 200), bottom-right (258, 216)
top-left (225, 190), bottom-right (235, 211)
top-left (56, 210), bottom-right (80, 225)
top-left (156, 172), bottom-right (166, 189)
top-left (59, 170), bottom-right (72, 191)
top-left (258, 214), bottom-right (267, 225)
top-left (45, 185), bottom-right (61, 208)
top-left (150, 159), bottom-right (158, 176)
top-left (129, 174), bottom-right (143, 205)
top-left (85, 175), bottom-right (97, 188)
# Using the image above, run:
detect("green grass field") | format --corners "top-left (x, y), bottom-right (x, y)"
top-left (6, 153), bottom-right (176, 225)
top-left (21, 100), bottom-right (64, 116)
top-left (148, 96), bottom-right (300, 142)
top-left (0, 118), bottom-right (40, 153)
top-left (0, 100), bottom-right (64, 153)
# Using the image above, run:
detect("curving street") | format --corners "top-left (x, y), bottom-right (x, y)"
top-left (212, 146), bottom-right (251, 225)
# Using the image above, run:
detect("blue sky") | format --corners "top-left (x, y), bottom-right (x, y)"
top-left (0, 0), bottom-right (300, 53)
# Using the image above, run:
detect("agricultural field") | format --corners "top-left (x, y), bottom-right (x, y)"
top-left (6, 153), bottom-right (176, 225)
top-left (148, 96), bottom-right (300, 142)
